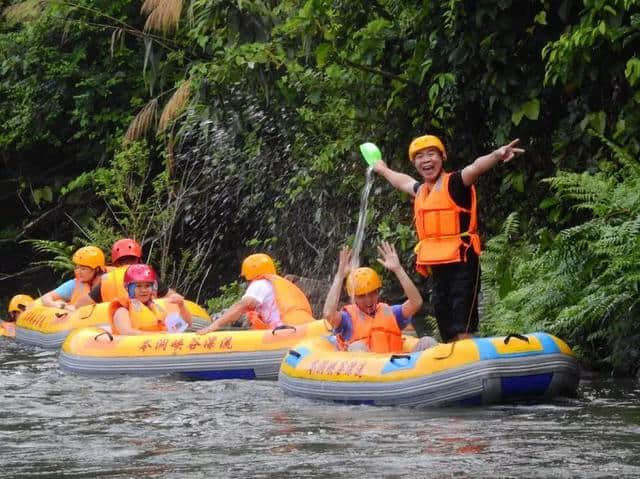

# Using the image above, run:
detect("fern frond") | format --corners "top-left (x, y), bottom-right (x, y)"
top-left (22, 239), bottom-right (75, 274)
top-left (590, 130), bottom-right (640, 179)
top-left (501, 212), bottom-right (520, 238)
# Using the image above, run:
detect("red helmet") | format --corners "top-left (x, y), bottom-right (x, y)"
top-left (111, 238), bottom-right (143, 264)
top-left (123, 264), bottom-right (157, 287)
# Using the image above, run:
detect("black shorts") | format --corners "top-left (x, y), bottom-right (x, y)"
top-left (429, 257), bottom-right (480, 342)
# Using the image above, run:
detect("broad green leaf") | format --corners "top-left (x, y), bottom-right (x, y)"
top-left (315, 43), bottom-right (331, 67)
top-left (522, 99), bottom-right (540, 120)
top-left (625, 57), bottom-right (640, 86)
top-left (534, 11), bottom-right (547, 25)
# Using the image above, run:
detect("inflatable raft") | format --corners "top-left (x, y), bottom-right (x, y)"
top-left (15, 299), bottom-right (211, 349)
top-left (59, 320), bottom-right (331, 379)
top-left (278, 333), bottom-right (580, 407)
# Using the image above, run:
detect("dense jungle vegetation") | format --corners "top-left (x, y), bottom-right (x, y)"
top-left (1, 0), bottom-right (639, 374)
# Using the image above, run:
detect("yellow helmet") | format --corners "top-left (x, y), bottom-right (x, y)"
top-left (408, 135), bottom-right (446, 162)
top-left (72, 246), bottom-right (106, 270)
top-left (8, 294), bottom-right (34, 314)
top-left (346, 267), bottom-right (382, 296)
top-left (241, 253), bottom-right (276, 280)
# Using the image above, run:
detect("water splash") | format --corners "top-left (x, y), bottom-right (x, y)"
top-left (349, 166), bottom-right (375, 270)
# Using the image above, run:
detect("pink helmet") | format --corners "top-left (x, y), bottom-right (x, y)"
top-left (123, 264), bottom-right (157, 287)
top-left (111, 238), bottom-right (143, 264)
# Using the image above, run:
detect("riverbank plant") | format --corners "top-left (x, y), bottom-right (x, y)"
top-left (481, 135), bottom-right (640, 374)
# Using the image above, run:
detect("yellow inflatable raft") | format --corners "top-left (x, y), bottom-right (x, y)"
top-left (15, 299), bottom-right (211, 349)
top-left (59, 320), bottom-right (331, 379)
top-left (279, 333), bottom-right (580, 407)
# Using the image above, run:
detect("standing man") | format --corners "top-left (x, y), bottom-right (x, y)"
top-left (372, 135), bottom-right (524, 342)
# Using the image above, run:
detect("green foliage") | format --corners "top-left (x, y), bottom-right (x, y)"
top-left (2, 0), bottom-right (640, 375)
top-left (482, 137), bottom-right (640, 373)
top-left (23, 239), bottom-right (75, 275)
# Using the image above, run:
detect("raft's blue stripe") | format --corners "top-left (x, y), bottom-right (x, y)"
top-left (381, 354), bottom-right (418, 374)
top-left (501, 373), bottom-right (553, 398)
top-left (285, 346), bottom-right (310, 368)
top-left (475, 338), bottom-right (498, 360)
top-left (533, 332), bottom-right (560, 353)
top-left (475, 333), bottom-right (560, 360)
top-left (180, 369), bottom-right (257, 380)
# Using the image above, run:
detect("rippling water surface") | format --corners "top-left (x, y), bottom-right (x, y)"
top-left (1, 340), bottom-right (639, 478)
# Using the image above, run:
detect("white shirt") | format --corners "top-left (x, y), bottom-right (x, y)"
top-left (242, 279), bottom-right (282, 328)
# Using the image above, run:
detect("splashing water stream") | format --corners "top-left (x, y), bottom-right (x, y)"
top-left (349, 166), bottom-right (375, 270)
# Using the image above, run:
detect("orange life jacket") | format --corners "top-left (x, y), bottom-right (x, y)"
top-left (100, 267), bottom-right (128, 302)
top-left (109, 297), bottom-right (170, 335)
top-left (247, 274), bottom-right (314, 329)
top-left (339, 303), bottom-right (403, 354)
top-left (69, 281), bottom-right (91, 305)
top-left (413, 172), bottom-right (481, 276)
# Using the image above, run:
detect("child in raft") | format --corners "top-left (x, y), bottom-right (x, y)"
top-left (110, 264), bottom-right (192, 335)
top-left (323, 241), bottom-right (437, 353)
top-left (1, 294), bottom-right (35, 336)
top-left (196, 253), bottom-right (313, 334)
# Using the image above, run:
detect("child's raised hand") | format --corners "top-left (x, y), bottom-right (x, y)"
top-left (376, 241), bottom-right (401, 272)
top-left (337, 246), bottom-right (352, 279)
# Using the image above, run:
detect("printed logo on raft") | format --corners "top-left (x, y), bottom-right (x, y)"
top-left (138, 335), bottom-right (234, 354)
top-left (307, 359), bottom-right (366, 377)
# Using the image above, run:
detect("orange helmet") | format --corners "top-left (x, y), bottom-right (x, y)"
top-left (8, 294), bottom-right (34, 314)
top-left (408, 135), bottom-right (446, 161)
top-left (346, 267), bottom-right (382, 296)
top-left (72, 246), bottom-right (106, 270)
top-left (111, 238), bottom-right (143, 263)
top-left (241, 254), bottom-right (276, 280)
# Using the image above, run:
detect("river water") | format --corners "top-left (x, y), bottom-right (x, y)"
top-left (1, 340), bottom-right (639, 478)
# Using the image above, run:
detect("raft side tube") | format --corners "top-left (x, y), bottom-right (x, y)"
top-left (279, 354), bottom-right (579, 407)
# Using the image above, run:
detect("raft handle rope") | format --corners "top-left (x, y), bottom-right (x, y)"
top-left (504, 333), bottom-right (529, 345)
top-left (94, 331), bottom-right (114, 342)
top-left (79, 303), bottom-right (97, 320)
top-left (389, 354), bottom-right (412, 364)
top-left (272, 325), bottom-right (296, 335)
top-left (434, 341), bottom-right (456, 360)
top-left (287, 350), bottom-right (301, 359)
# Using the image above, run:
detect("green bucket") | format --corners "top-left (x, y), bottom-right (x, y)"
top-left (359, 142), bottom-right (381, 167)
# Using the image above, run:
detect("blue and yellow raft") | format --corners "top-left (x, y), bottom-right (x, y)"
top-left (279, 332), bottom-right (580, 407)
